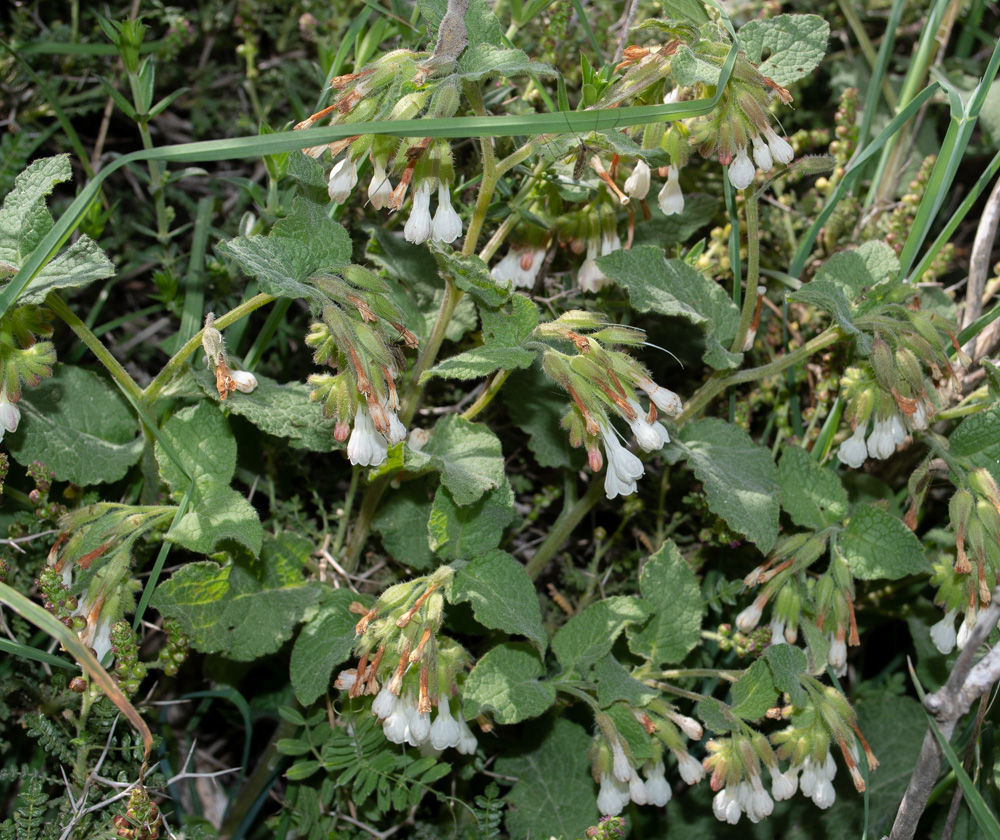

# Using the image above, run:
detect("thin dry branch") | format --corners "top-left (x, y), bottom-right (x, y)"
top-left (888, 585), bottom-right (1000, 840)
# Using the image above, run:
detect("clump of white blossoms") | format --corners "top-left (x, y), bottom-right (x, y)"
top-left (539, 313), bottom-right (683, 499)
top-left (491, 244), bottom-right (548, 289)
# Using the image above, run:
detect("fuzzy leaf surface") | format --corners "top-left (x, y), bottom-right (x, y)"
top-left (7, 365), bottom-right (142, 485)
top-left (167, 477), bottom-right (263, 556)
top-left (156, 401), bottom-right (236, 495)
top-left (152, 551), bottom-right (321, 661)
top-left (627, 540), bottom-right (703, 665)
top-left (290, 588), bottom-right (363, 706)
top-left (371, 481), bottom-right (435, 571)
top-left (194, 370), bottom-right (341, 452)
top-left (462, 642), bottom-right (555, 724)
top-left (730, 658), bottom-right (778, 721)
top-left (421, 414), bottom-right (505, 505)
top-left (429, 481), bottom-right (515, 560)
top-left (497, 718), bottom-right (598, 840)
top-left (669, 418), bottom-right (780, 552)
top-left (552, 596), bottom-right (651, 674)
top-left (592, 654), bottom-right (658, 708)
top-left (737, 14), bottom-right (830, 87)
top-left (838, 504), bottom-right (930, 580)
top-left (778, 445), bottom-right (849, 529)
top-left (449, 549), bottom-right (546, 651)
top-left (218, 195), bottom-right (351, 307)
top-left (598, 246), bottom-right (739, 366)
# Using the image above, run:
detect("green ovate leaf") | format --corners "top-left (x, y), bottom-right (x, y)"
top-left (7, 365), bottom-right (142, 485)
top-left (371, 481), bottom-right (435, 571)
top-left (290, 588), bottom-right (365, 706)
top-left (167, 477), bottom-right (263, 556)
top-left (736, 14), bottom-right (830, 87)
top-left (762, 644), bottom-right (808, 705)
top-left (194, 369), bottom-right (341, 452)
top-left (552, 596), bottom-right (652, 674)
top-left (496, 718), bottom-right (598, 840)
top-left (627, 540), bottom-right (703, 665)
top-left (152, 534), bottom-right (321, 661)
top-left (156, 401), bottom-right (237, 495)
top-left (838, 504), bottom-right (930, 580)
top-left (788, 280), bottom-right (869, 354)
top-left (421, 414), bottom-right (505, 505)
top-left (462, 642), bottom-right (556, 724)
top-left (778, 446), bottom-right (849, 529)
top-left (592, 653), bottom-right (658, 708)
top-left (428, 480), bottom-right (515, 560)
top-left (598, 246), bottom-right (740, 367)
top-left (669, 418), bottom-right (780, 552)
top-left (696, 696), bottom-right (736, 734)
top-left (432, 247), bottom-right (510, 308)
top-left (448, 549), bottom-right (546, 651)
top-left (420, 345), bottom-right (536, 381)
top-left (456, 45), bottom-right (555, 80)
top-left (730, 657), bottom-right (779, 721)
top-left (0, 155), bottom-right (114, 302)
top-left (950, 403), bottom-right (1000, 483)
top-left (812, 240), bottom-right (900, 303)
top-left (218, 194), bottom-right (352, 307)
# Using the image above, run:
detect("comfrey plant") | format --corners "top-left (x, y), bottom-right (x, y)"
top-left (2, 0), bottom-right (1000, 839)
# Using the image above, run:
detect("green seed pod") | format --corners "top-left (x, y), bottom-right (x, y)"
top-left (968, 516), bottom-right (988, 562)
top-left (950, 489), bottom-right (975, 535)
top-left (969, 468), bottom-right (1000, 508)
top-left (870, 336), bottom-right (896, 391)
top-left (895, 347), bottom-right (925, 393)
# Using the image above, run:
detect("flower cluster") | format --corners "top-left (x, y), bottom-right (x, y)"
top-left (703, 735), bottom-right (778, 824)
top-left (837, 318), bottom-right (956, 470)
top-left (929, 469), bottom-right (1000, 653)
top-left (538, 312), bottom-right (682, 499)
top-left (296, 48), bottom-right (467, 245)
top-left (491, 243), bottom-right (549, 289)
top-left (305, 263), bottom-right (418, 467)
top-left (591, 704), bottom-right (704, 816)
top-left (335, 567), bottom-right (479, 755)
top-left (770, 682), bottom-right (879, 811)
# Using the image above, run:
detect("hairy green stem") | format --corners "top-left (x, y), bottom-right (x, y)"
top-left (461, 369), bottom-right (511, 422)
top-left (46, 292), bottom-right (143, 404)
top-left (332, 467), bottom-right (361, 556)
top-left (526, 478), bottom-right (606, 580)
top-left (141, 292), bottom-right (275, 405)
top-left (678, 327), bottom-right (842, 425)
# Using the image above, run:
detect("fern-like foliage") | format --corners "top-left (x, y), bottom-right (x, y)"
top-left (22, 713), bottom-right (75, 765)
top-left (470, 782), bottom-right (502, 840)
top-left (321, 715), bottom-right (451, 815)
top-left (0, 774), bottom-right (50, 840)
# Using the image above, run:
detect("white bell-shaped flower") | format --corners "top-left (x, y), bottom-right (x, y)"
top-left (328, 157), bottom-right (359, 204)
top-left (430, 693), bottom-right (461, 750)
top-left (764, 126), bottom-right (795, 165)
top-left (597, 772), bottom-right (631, 816)
top-left (930, 608), bottom-right (959, 654)
top-left (657, 165), bottom-right (684, 216)
top-left (368, 159), bottom-right (393, 209)
top-left (866, 416), bottom-right (898, 460)
top-left (0, 392), bottom-right (21, 438)
top-left (404, 181), bottom-right (433, 244)
top-left (230, 370), bottom-right (257, 393)
top-left (729, 146), bottom-right (756, 190)
top-left (432, 183), bottom-right (462, 243)
top-left (750, 134), bottom-right (773, 172)
top-left (347, 406), bottom-right (389, 467)
top-left (838, 424), bottom-right (868, 469)
top-left (601, 425), bottom-right (644, 500)
top-left (644, 761), bottom-right (672, 806)
top-left (578, 239), bottom-right (608, 293)
top-left (674, 750), bottom-right (705, 785)
top-left (371, 685), bottom-right (396, 719)
top-left (624, 160), bottom-right (651, 200)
